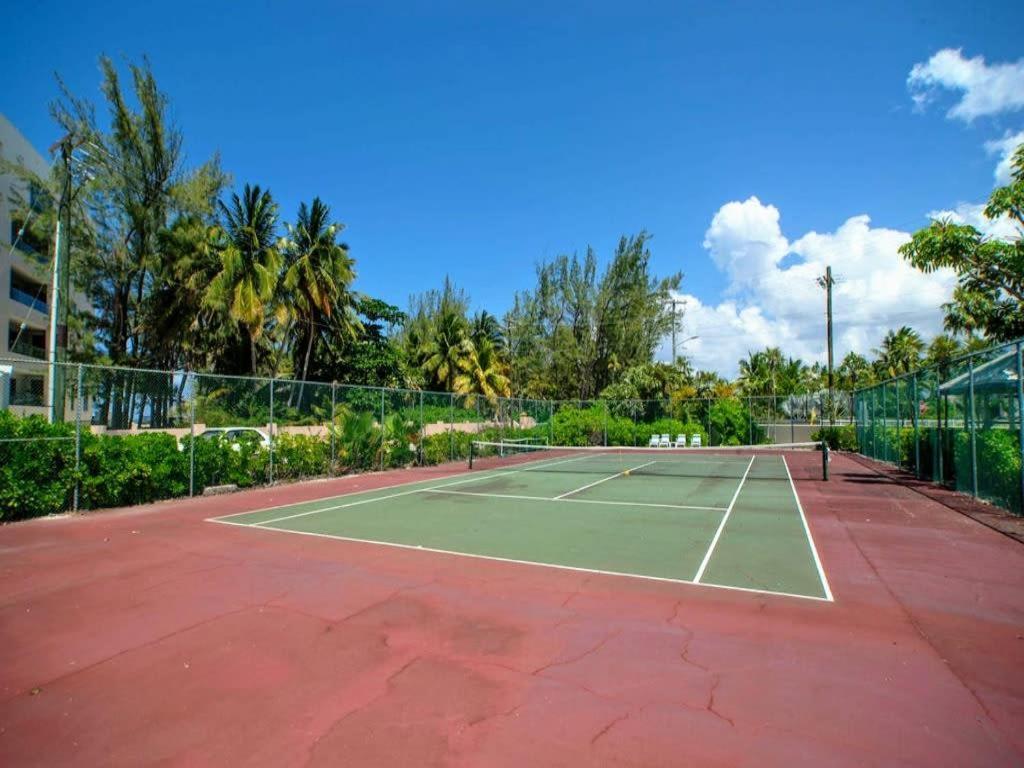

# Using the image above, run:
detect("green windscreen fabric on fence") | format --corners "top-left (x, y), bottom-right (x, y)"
top-left (853, 339), bottom-right (1024, 516)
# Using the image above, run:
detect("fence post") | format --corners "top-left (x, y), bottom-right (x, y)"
top-left (73, 364), bottom-right (83, 512)
top-left (895, 379), bottom-right (901, 466)
top-left (912, 373), bottom-right (920, 478)
top-left (936, 372), bottom-right (944, 484)
top-left (548, 400), bottom-right (553, 445)
top-left (602, 401), bottom-right (608, 447)
top-left (188, 377), bottom-right (196, 497)
top-left (968, 358), bottom-right (977, 498)
top-left (418, 390), bottom-right (424, 465)
top-left (269, 379), bottom-right (275, 484)
top-left (1016, 343), bottom-right (1024, 515)
top-left (330, 382), bottom-right (337, 476)
top-left (380, 389), bottom-right (386, 471)
top-left (748, 396), bottom-right (752, 445)
top-left (881, 385), bottom-right (887, 463)
top-left (449, 392), bottom-right (454, 462)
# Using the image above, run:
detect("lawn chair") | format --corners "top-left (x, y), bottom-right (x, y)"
top-left (648, 434), bottom-right (660, 448)
top-left (690, 433), bottom-right (702, 447)
top-left (659, 434), bottom-right (671, 448)
top-left (674, 434), bottom-right (687, 448)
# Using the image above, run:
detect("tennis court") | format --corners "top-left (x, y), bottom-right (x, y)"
top-left (209, 441), bottom-right (832, 600)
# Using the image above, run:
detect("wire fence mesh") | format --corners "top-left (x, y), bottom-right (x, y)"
top-left (853, 338), bottom-right (1024, 516)
top-left (0, 356), bottom-right (852, 519)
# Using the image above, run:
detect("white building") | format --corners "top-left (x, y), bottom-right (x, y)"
top-left (0, 113), bottom-right (88, 416)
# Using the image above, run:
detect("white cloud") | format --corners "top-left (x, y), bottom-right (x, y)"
top-left (985, 130), bottom-right (1024, 184)
top-left (908, 49), bottom-right (1024, 121)
top-left (926, 202), bottom-right (1021, 241)
top-left (676, 198), bottom-right (958, 378)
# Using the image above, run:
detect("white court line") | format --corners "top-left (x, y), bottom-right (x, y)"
top-left (782, 456), bottom-right (834, 602)
top-left (243, 453), bottom-right (597, 527)
top-left (692, 456), bottom-right (756, 583)
top-left (207, 517), bottom-right (830, 602)
top-left (554, 461), bottom-right (658, 500)
top-left (421, 487), bottom-right (726, 512)
top-left (212, 451), bottom-right (592, 522)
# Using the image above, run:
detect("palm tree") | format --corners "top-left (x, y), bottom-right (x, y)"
top-left (738, 347), bottom-right (786, 396)
top-left (281, 198), bottom-right (361, 401)
top-left (470, 311), bottom-right (505, 352)
top-left (836, 352), bottom-right (873, 391)
top-left (874, 326), bottom-right (925, 379)
top-left (207, 184), bottom-right (281, 374)
top-left (420, 309), bottom-right (473, 391)
top-left (924, 334), bottom-right (963, 369)
top-left (456, 332), bottom-right (511, 401)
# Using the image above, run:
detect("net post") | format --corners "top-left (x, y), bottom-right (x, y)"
top-left (1016, 342), bottom-right (1024, 515)
top-left (448, 393), bottom-right (454, 462)
top-left (469, 439), bottom-right (475, 470)
top-left (968, 357), bottom-right (977, 498)
top-left (747, 396), bottom-right (752, 445)
top-left (380, 389), bottom-right (386, 472)
top-left (822, 441), bottom-right (829, 481)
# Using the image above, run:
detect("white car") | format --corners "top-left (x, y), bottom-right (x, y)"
top-left (180, 427), bottom-right (271, 452)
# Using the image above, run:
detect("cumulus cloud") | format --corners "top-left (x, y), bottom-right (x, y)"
top-left (908, 49), bottom-right (1024, 121)
top-left (985, 130), bottom-right (1024, 184)
top-left (926, 202), bottom-right (1021, 241)
top-left (677, 198), bottom-right (958, 378)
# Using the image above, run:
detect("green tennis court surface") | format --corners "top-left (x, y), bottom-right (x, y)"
top-left (209, 444), bottom-right (833, 601)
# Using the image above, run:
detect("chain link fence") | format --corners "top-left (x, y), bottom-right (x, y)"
top-left (853, 339), bottom-right (1024, 516)
top-left (0, 356), bottom-right (851, 519)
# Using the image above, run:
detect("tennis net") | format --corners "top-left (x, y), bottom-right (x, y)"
top-left (469, 440), bottom-right (829, 481)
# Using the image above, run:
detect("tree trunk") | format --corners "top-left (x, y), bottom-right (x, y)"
top-left (296, 318), bottom-right (315, 411)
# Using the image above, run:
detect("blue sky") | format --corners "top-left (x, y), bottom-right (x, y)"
top-left (2, 1), bottom-right (1022, 375)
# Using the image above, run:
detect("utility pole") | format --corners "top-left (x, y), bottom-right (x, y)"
top-left (670, 298), bottom-right (678, 363)
top-left (47, 136), bottom-right (74, 423)
top-left (817, 266), bottom-right (835, 425)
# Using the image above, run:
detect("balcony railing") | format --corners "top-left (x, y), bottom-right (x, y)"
top-left (9, 338), bottom-right (46, 360)
top-left (9, 285), bottom-right (48, 314)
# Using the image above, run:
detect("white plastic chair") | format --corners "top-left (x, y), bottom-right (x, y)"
top-left (674, 434), bottom-right (687, 448)
top-left (690, 433), bottom-right (702, 447)
top-left (648, 434), bottom-right (660, 448)
top-left (659, 434), bottom-right (671, 448)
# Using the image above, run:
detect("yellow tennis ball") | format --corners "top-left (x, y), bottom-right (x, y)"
top-left (624, 470), bottom-right (631, 476)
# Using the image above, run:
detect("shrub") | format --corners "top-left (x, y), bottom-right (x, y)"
top-left (954, 428), bottom-right (1022, 510)
top-left (707, 399), bottom-right (763, 446)
top-left (0, 411), bottom-right (76, 520)
top-left (273, 433), bottom-right (330, 480)
top-left (812, 424), bottom-right (858, 451)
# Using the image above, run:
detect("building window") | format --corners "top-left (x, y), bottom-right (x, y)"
top-left (10, 375), bottom-right (44, 406)
top-left (8, 322), bottom-right (46, 360)
top-left (9, 269), bottom-right (48, 314)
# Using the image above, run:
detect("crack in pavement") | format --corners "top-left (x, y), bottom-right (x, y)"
top-left (300, 655), bottom-right (422, 768)
top-left (706, 675), bottom-right (734, 727)
top-left (590, 711), bottom-right (630, 745)
top-left (531, 629), bottom-right (621, 677)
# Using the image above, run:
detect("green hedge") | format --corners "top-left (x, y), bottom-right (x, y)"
top-left (812, 424), bottom-right (858, 451)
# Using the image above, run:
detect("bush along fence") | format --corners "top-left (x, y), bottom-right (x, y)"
top-left (853, 337), bottom-right (1024, 517)
top-left (0, 357), bottom-right (851, 520)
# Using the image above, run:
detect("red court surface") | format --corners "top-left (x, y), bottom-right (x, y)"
top-left (1, 451), bottom-right (1023, 766)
